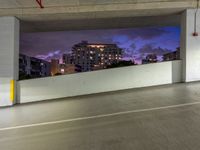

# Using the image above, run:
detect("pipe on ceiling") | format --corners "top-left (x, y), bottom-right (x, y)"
top-left (36, 0), bottom-right (44, 9)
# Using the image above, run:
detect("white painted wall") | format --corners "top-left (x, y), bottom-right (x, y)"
top-left (18, 60), bottom-right (182, 103)
top-left (0, 17), bottom-right (19, 106)
top-left (181, 9), bottom-right (200, 82)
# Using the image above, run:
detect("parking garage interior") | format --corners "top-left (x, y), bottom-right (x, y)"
top-left (0, 0), bottom-right (200, 149)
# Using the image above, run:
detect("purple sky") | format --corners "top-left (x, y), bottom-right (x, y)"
top-left (20, 26), bottom-right (180, 64)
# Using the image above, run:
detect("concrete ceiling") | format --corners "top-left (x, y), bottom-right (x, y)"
top-left (20, 14), bottom-right (182, 32)
top-left (0, 0), bottom-right (197, 32)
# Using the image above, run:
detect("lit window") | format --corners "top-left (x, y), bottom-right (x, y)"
top-left (60, 69), bottom-right (65, 73)
top-left (90, 45), bottom-right (96, 48)
top-left (100, 48), bottom-right (104, 51)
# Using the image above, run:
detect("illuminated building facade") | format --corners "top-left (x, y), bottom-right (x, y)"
top-left (63, 53), bottom-right (73, 64)
top-left (59, 64), bottom-right (81, 75)
top-left (50, 59), bottom-right (60, 75)
top-left (19, 54), bottom-right (50, 79)
top-left (72, 41), bottom-right (122, 72)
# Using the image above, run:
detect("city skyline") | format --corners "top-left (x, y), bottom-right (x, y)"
top-left (20, 26), bottom-right (180, 64)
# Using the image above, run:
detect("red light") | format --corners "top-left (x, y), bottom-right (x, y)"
top-left (193, 32), bottom-right (198, 36)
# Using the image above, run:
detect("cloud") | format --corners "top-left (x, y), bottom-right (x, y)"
top-left (20, 26), bottom-right (178, 62)
top-left (20, 29), bottom-right (118, 58)
top-left (131, 28), bottom-right (168, 40)
top-left (138, 43), bottom-right (172, 56)
top-left (130, 43), bottom-right (136, 50)
top-left (122, 43), bottom-right (173, 63)
top-left (108, 27), bottom-right (168, 43)
top-left (35, 50), bottom-right (62, 61)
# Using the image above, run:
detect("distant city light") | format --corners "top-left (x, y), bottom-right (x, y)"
top-left (100, 48), bottom-right (104, 51)
top-left (19, 26), bottom-right (180, 80)
top-left (60, 68), bottom-right (65, 73)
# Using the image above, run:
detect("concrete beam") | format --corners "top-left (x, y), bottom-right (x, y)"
top-left (0, 1), bottom-right (195, 21)
top-left (0, 0), bottom-right (195, 32)
top-left (21, 14), bottom-right (181, 32)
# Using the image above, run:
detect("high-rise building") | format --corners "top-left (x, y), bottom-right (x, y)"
top-left (19, 54), bottom-right (51, 79)
top-left (72, 41), bottom-right (122, 72)
top-left (63, 53), bottom-right (73, 64)
top-left (163, 47), bottom-right (180, 61)
top-left (50, 59), bottom-right (60, 75)
top-left (59, 64), bottom-right (80, 75)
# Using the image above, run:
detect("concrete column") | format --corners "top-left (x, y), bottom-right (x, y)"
top-left (181, 9), bottom-right (200, 82)
top-left (0, 17), bottom-right (19, 107)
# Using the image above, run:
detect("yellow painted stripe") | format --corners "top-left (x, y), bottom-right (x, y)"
top-left (10, 80), bottom-right (14, 102)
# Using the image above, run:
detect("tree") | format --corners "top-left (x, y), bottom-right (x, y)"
top-left (107, 60), bottom-right (136, 69)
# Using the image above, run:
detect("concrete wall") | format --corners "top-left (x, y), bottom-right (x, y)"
top-left (18, 60), bottom-right (182, 103)
top-left (181, 9), bottom-right (200, 82)
top-left (0, 17), bottom-right (19, 106)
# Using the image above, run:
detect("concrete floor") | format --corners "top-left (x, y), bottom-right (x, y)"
top-left (1, 82), bottom-right (200, 150)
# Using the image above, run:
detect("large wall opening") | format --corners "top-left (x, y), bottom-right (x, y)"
top-left (19, 26), bottom-right (180, 80)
